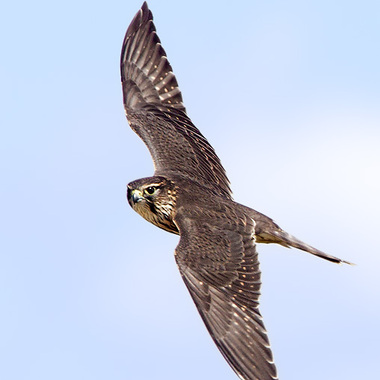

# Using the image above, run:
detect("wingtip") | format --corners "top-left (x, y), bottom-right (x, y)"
top-left (121, 1), bottom-right (153, 48)
top-left (140, 2), bottom-right (151, 19)
top-left (120, 2), bottom-right (155, 80)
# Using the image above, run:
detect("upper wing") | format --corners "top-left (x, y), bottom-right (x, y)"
top-left (174, 204), bottom-right (278, 380)
top-left (120, 2), bottom-right (232, 199)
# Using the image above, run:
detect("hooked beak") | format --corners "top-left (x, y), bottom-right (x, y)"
top-left (127, 187), bottom-right (144, 207)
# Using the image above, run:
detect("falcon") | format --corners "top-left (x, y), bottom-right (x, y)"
top-left (120, 3), bottom-right (351, 379)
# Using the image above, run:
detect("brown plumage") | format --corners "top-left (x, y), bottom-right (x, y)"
top-left (121, 3), bottom-right (352, 379)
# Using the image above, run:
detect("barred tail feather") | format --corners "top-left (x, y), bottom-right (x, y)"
top-left (272, 230), bottom-right (354, 265)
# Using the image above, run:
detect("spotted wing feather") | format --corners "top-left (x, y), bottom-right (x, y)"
top-left (120, 2), bottom-right (185, 112)
top-left (120, 2), bottom-right (232, 199)
top-left (174, 204), bottom-right (278, 380)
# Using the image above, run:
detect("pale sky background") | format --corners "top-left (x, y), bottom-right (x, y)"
top-left (1, 1), bottom-right (379, 379)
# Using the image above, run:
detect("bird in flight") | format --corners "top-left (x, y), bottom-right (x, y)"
top-left (120, 3), bottom-right (351, 379)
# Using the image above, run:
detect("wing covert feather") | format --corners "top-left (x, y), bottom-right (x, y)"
top-left (174, 207), bottom-right (278, 380)
top-left (120, 2), bottom-right (232, 199)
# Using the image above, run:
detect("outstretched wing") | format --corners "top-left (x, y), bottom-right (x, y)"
top-left (120, 2), bottom-right (232, 199)
top-left (174, 203), bottom-right (278, 380)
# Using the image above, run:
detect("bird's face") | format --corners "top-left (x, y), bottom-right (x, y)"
top-left (127, 176), bottom-right (179, 234)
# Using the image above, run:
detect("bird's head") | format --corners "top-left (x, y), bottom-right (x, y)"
top-left (127, 176), bottom-right (179, 234)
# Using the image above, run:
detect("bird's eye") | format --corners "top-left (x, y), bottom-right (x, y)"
top-left (145, 186), bottom-right (157, 195)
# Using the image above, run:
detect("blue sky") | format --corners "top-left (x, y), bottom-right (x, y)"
top-left (1, 1), bottom-right (379, 379)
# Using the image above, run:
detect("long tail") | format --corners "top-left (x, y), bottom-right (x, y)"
top-left (270, 229), bottom-right (353, 265)
top-left (250, 209), bottom-right (353, 265)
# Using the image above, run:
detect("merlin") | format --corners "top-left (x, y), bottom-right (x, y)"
top-left (120, 3), bottom-right (351, 379)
